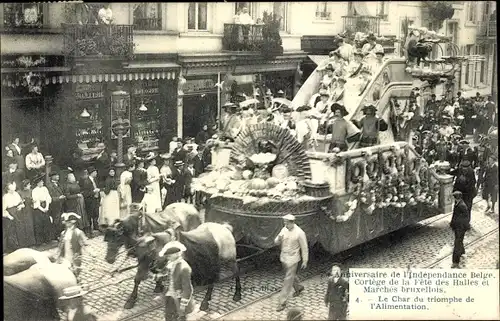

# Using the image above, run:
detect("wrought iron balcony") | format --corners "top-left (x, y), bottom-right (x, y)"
top-left (134, 18), bottom-right (162, 31)
top-left (222, 23), bottom-right (264, 52)
top-left (62, 24), bottom-right (135, 59)
top-left (477, 20), bottom-right (496, 38)
top-left (342, 15), bottom-right (381, 36)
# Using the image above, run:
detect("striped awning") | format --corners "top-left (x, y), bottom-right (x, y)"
top-left (1, 70), bottom-right (177, 87)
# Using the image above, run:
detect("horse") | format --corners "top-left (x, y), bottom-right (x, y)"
top-left (4, 249), bottom-right (95, 321)
top-left (104, 210), bottom-right (242, 310)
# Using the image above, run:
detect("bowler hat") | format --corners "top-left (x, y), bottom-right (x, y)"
top-left (283, 214), bottom-right (296, 221)
top-left (32, 173), bottom-right (45, 185)
top-left (59, 286), bottom-right (88, 300)
top-left (159, 241), bottom-right (187, 257)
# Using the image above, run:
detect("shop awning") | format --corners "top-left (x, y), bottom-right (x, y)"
top-left (307, 55), bottom-right (330, 66)
top-left (1, 69), bottom-right (179, 87)
top-left (123, 62), bottom-right (181, 70)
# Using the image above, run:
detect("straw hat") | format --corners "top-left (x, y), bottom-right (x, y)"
top-left (159, 241), bottom-right (187, 257)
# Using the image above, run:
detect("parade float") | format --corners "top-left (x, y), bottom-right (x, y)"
top-left (199, 27), bottom-right (459, 254)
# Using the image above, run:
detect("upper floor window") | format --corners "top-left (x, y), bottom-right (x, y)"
top-left (377, 2), bottom-right (389, 21)
top-left (273, 2), bottom-right (287, 31)
top-left (3, 3), bottom-right (44, 28)
top-left (188, 3), bottom-right (208, 31)
top-left (467, 2), bottom-right (477, 22)
top-left (133, 3), bottom-right (162, 30)
top-left (315, 2), bottom-right (332, 20)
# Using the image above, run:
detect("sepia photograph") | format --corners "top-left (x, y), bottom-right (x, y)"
top-left (1, 1), bottom-right (498, 320)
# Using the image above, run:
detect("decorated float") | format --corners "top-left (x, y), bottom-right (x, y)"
top-left (196, 123), bottom-right (454, 254)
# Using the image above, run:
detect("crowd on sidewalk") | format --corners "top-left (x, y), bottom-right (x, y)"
top-left (2, 129), bottom-right (217, 255)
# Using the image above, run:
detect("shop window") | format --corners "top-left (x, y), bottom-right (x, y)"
top-left (467, 2), bottom-right (477, 23)
top-left (3, 3), bottom-right (44, 28)
top-left (75, 101), bottom-right (104, 148)
top-left (133, 3), bottom-right (162, 30)
top-left (188, 2), bottom-right (208, 31)
top-left (273, 2), bottom-right (287, 31)
top-left (315, 2), bottom-right (332, 20)
top-left (377, 2), bottom-right (389, 21)
top-left (132, 81), bottom-right (160, 151)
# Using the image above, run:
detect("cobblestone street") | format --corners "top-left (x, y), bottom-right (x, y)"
top-left (41, 196), bottom-right (498, 321)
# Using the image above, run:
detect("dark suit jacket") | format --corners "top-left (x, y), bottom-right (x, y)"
top-left (325, 277), bottom-right (349, 306)
top-left (172, 148), bottom-right (187, 162)
top-left (450, 199), bottom-right (470, 231)
top-left (79, 177), bottom-right (96, 199)
top-left (183, 168), bottom-right (194, 195)
top-left (131, 168), bottom-right (148, 202)
top-left (192, 156), bottom-right (204, 177)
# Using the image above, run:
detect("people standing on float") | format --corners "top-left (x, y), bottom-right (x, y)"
top-left (221, 103), bottom-right (242, 142)
top-left (352, 103), bottom-right (388, 148)
top-left (362, 34), bottom-right (383, 67)
top-left (295, 105), bottom-right (315, 150)
top-left (331, 77), bottom-right (346, 105)
top-left (325, 103), bottom-right (360, 152)
top-left (313, 90), bottom-right (332, 134)
top-left (333, 37), bottom-right (354, 62)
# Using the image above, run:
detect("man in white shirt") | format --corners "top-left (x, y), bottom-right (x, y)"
top-left (274, 214), bottom-right (308, 311)
top-left (334, 37), bottom-right (354, 63)
top-left (237, 7), bottom-right (254, 25)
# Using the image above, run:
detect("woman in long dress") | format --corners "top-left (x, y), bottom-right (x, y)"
top-left (99, 167), bottom-right (120, 225)
top-left (145, 154), bottom-right (162, 213)
top-left (31, 175), bottom-right (53, 245)
top-left (3, 182), bottom-right (23, 252)
top-left (16, 179), bottom-right (37, 247)
top-left (64, 171), bottom-right (90, 235)
top-left (119, 163), bottom-right (134, 218)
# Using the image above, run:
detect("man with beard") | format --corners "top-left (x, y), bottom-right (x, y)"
top-left (46, 171), bottom-right (66, 238)
top-left (352, 103), bottom-right (388, 148)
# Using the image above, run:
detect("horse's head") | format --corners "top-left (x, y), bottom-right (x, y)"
top-left (134, 229), bottom-right (177, 272)
top-left (103, 220), bottom-right (127, 264)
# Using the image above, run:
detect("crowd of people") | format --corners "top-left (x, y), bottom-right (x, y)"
top-left (2, 134), bottom-right (214, 255)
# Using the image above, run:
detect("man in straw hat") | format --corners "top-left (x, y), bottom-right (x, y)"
top-left (324, 263), bottom-right (349, 320)
top-left (59, 286), bottom-right (97, 321)
top-left (221, 102), bottom-right (242, 142)
top-left (56, 213), bottom-right (92, 282)
top-left (325, 103), bottom-right (360, 152)
top-left (352, 102), bottom-right (388, 148)
top-left (274, 214), bottom-right (308, 312)
top-left (450, 191), bottom-right (470, 268)
top-left (156, 241), bottom-right (195, 321)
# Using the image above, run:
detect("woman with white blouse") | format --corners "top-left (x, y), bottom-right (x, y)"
top-left (25, 145), bottom-right (45, 179)
top-left (145, 154), bottom-right (162, 213)
top-left (31, 174), bottom-right (53, 245)
top-left (119, 163), bottom-right (134, 218)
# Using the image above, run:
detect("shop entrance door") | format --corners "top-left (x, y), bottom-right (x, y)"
top-left (183, 93), bottom-right (217, 139)
top-left (9, 98), bottom-right (42, 150)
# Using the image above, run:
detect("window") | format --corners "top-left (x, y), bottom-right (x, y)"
top-left (377, 1), bottom-right (389, 21)
top-left (482, 1), bottom-right (491, 21)
top-left (315, 2), bottom-right (332, 20)
top-left (188, 3), bottom-right (208, 31)
top-left (467, 2), bottom-right (477, 22)
top-left (464, 45), bottom-right (473, 85)
top-left (133, 3), bottom-right (162, 30)
top-left (476, 45), bottom-right (487, 85)
top-left (273, 2), bottom-right (287, 31)
top-left (235, 2), bottom-right (253, 15)
top-left (3, 3), bottom-right (44, 28)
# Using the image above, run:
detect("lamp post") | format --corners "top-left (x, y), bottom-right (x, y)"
top-left (111, 87), bottom-right (131, 179)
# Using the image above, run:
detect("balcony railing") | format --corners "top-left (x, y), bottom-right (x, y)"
top-left (477, 20), bottom-right (496, 38)
top-left (134, 18), bottom-right (162, 31)
top-left (62, 24), bottom-right (134, 59)
top-left (222, 24), bottom-right (264, 52)
top-left (342, 15), bottom-right (381, 36)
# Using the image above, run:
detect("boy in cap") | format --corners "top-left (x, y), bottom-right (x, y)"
top-left (57, 213), bottom-right (93, 282)
top-left (156, 241), bottom-right (195, 321)
top-left (274, 214), bottom-right (308, 312)
top-left (324, 263), bottom-right (350, 320)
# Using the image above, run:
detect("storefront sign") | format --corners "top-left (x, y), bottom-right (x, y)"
top-left (75, 83), bottom-right (104, 100)
top-left (184, 78), bottom-right (217, 94)
top-left (133, 79), bottom-right (160, 96)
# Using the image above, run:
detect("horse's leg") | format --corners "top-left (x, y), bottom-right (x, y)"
top-left (124, 279), bottom-right (140, 309)
top-left (232, 261), bottom-right (242, 302)
top-left (199, 283), bottom-right (214, 311)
